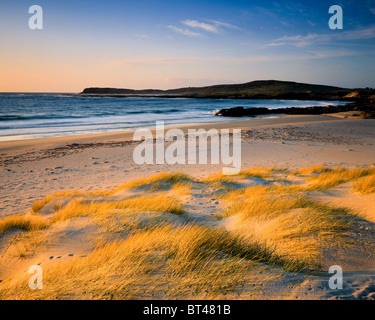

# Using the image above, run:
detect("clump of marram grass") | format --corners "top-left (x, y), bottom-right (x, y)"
top-left (0, 223), bottom-right (306, 299)
top-left (115, 172), bottom-right (194, 192)
top-left (298, 166), bottom-right (333, 175)
top-left (305, 167), bottom-right (375, 191)
top-left (239, 167), bottom-right (288, 179)
top-left (0, 214), bottom-right (49, 235)
top-left (6, 230), bottom-right (49, 259)
top-left (171, 181), bottom-right (192, 195)
top-left (51, 194), bottom-right (185, 223)
top-left (219, 183), bottom-right (357, 267)
top-left (352, 174), bottom-right (375, 195)
top-left (30, 190), bottom-right (96, 213)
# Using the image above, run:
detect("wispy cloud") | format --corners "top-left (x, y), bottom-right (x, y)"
top-left (264, 26), bottom-right (375, 47)
top-left (104, 49), bottom-right (360, 69)
top-left (169, 19), bottom-right (238, 37)
top-left (265, 34), bottom-right (319, 48)
top-left (209, 20), bottom-right (238, 30)
top-left (370, 8), bottom-right (375, 14)
top-left (182, 20), bottom-right (219, 33)
top-left (168, 25), bottom-right (202, 37)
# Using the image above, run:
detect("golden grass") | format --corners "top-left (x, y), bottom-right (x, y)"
top-left (220, 183), bottom-right (356, 267)
top-left (29, 172), bottom-right (191, 213)
top-left (352, 174), bottom-right (375, 194)
top-left (116, 172), bottom-right (194, 192)
top-left (0, 214), bottom-right (49, 235)
top-left (31, 191), bottom-right (85, 213)
top-left (305, 167), bottom-right (375, 190)
top-left (298, 165), bottom-right (333, 175)
top-left (171, 181), bottom-right (192, 195)
top-left (239, 167), bottom-right (287, 179)
top-left (203, 167), bottom-right (288, 183)
top-left (0, 223), bottom-right (300, 299)
top-left (7, 231), bottom-right (49, 259)
top-left (2, 166), bottom-right (373, 299)
top-left (51, 194), bottom-right (185, 223)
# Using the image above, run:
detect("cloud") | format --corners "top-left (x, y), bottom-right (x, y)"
top-left (104, 49), bottom-right (359, 70)
top-left (264, 26), bottom-right (375, 47)
top-left (265, 34), bottom-right (319, 48)
top-left (168, 25), bottom-right (202, 37)
top-left (339, 26), bottom-right (375, 40)
top-left (182, 20), bottom-right (219, 33)
top-left (371, 8), bottom-right (375, 14)
top-left (169, 19), bottom-right (238, 37)
top-left (209, 20), bottom-right (238, 30)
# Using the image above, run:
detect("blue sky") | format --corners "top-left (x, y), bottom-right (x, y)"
top-left (0, 0), bottom-right (374, 92)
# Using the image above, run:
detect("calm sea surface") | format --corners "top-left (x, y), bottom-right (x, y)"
top-left (0, 93), bottom-right (349, 141)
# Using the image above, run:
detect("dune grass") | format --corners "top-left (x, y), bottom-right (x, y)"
top-left (305, 167), bottom-right (375, 191)
top-left (239, 167), bottom-right (288, 179)
top-left (352, 174), bottom-right (375, 195)
top-left (116, 172), bottom-right (194, 192)
top-left (298, 165), bottom-right (333, 175)
top-left (0, 213), bottom-right (49, 235)
top-left (31, 191), bottom-right (84, 213)
top-left (29, 173), bottom-right (193, 213)
top-left (220, 181), bottom-right (356, 267)
top-left (51, 194), bottom-right (185, 223)
top-left (2, 166), bottom-right (373, 299)
top-left (0, 223), bottom-right (304, 299)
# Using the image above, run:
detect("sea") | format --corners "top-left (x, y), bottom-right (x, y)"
top-left (0, 93), bottom-right (350, 142)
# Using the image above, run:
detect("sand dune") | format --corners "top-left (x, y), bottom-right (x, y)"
top-left (1, 115), bottom-right (375, 299)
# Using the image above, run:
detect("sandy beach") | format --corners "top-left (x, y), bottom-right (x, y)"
top-left (1, 114), bottom-right (374, 217)
top-left (1, 114), bottom-right (375, 300)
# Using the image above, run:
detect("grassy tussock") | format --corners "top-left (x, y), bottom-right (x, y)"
top-left (0, 214), bottom-right (49, 235)
top-left (233, 206), bottom-right (352, 266)
top-left (0, 224), bottom-right (303, 299)
top-left (7, 231), bottom-right (49, 259)
top-left (221, 184), bottom-right (355, 267)
top-left (306, 167), bottom-right (375, 190)
top-left (352, 174), bottom-right (375, 194)
top-left (171, 182), bottom-right (192, 195)
top-left (298, 166), bottom-right (333, 175)
top-left (30, 173), bottom-right (192, 213)
top-left (116, 173), bottom-right (194, 192)
top-left (239, 167), bottom-right (287, 179)
top-left (31, 191), bottom-right (83, 213)
top-left (203, 167), bottom-right (288, 182)
top-left (51, 194), bottom-right (185, 223)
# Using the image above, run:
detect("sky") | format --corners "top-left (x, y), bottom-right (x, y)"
top-left (0, 0), bottom-right (375, 92)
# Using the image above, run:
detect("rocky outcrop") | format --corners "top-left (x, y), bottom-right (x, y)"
top-left (215, 99), bottom-right (375, 117)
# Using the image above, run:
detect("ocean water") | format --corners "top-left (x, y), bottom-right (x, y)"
top-left (0, 93), bottom-right (349, 142)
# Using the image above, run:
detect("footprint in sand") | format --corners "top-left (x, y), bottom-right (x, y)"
top-left (354, 285), bottom-right (375, 300)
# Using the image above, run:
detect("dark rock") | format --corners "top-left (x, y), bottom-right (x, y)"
top-left (215, 98), bottom-right (375, 117)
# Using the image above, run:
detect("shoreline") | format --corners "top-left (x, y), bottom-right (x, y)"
top-left (0, 114), bottom-right (338, 150)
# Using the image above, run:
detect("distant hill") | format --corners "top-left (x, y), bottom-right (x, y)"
top-left (80, 80), bottom-right (357, 100)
